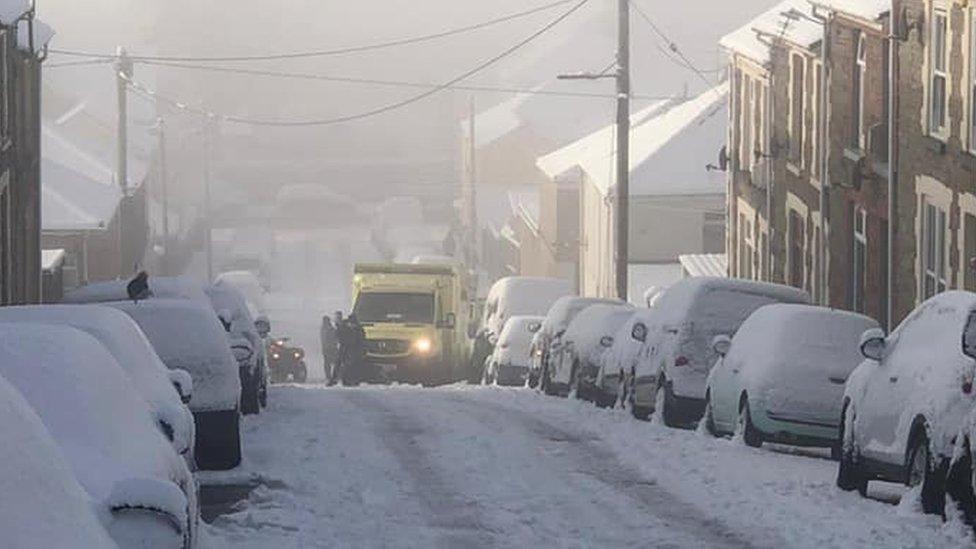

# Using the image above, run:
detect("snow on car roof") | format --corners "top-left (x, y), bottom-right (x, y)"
top-left (0, 323), bottom-right (180, 505)
top-left (485, 276), bottom-right (573, 335)
top-left (106, 299), bottom-right (240, 411)
top-left (563, 304), bottom-right (636, 365)
top-left (0, 373), bottom-right (116, 548)
top-left (64, 275), bottom-right (209, 304)
top-left (653, 276), bottom-right (810, 325)
top-left (726, 304), bottom-right (878, 380)
top-left (541, 296), bottom-right (623, 336)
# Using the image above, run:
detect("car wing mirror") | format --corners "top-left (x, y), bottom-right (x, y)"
top-left (859, 328), bottom-right (887, 361)
top-left (631, 321), bottom-right (648, 343)
top-left (167, 369), bottom-right (193, 404)
top-left (711, 335), bottom-right (732, 357)
top-left (600, 336), bottom-right (614, 348)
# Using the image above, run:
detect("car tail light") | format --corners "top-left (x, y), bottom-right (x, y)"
top-left (675, 356), bottom-right (689, 367)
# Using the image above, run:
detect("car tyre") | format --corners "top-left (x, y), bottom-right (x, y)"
top-left (906, 428), bottom-right (947, 517)
top-left (654, 376), bottom-right (680, 428)
top-left (702, 392), bottom-right (718, 437)
top-left (836, 404), bottom-right (868, 496)
top-left (736, 396), bottom-right (762, 448)
top-left (241, 379), bottom-right (260, 415)
top-left (947, 438), bottom-right (976, 527)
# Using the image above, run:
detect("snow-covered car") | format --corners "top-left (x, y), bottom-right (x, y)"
top-left (536, 296), bottom-right (624, 396)
top-left (483, 315), bottom-right (544, 386)
top-left (604, 308), bottom-right (660, 419)
top-left (633, 277), bottom-right (809, 428)
top-left (206, 283), bottom-right (269, 414)
top-left (66, 276), bottom-right (268, 416)
top-left (703, 304), bottom-right (877, 451)
top-left (0, 304), bottom-right (196, 460)
top-left (107, 299), bottom-right (243, 470)
top-left (470, 276), bottom-right (574, 383)
top-left (838, 291), bottom-right (976, 519)
top-left (0, 324), bottom-right (199, 548)
top-left (214, 270), bottom-right (268, 314)
top-left (551, 303), bottom-right (635, 406)
top-left (0, 372), bottom-right (116, 548)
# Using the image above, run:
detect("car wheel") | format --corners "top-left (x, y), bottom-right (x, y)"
top-left (736, 396), bottom-right (762, 448)
top-left (542, 366), bottom-right (558, 396)
top-left (654, 376), bottom-right (680, 428)
top-left (836, 404), bottom-right (868, 496)
top-left (527, 371), bottom-right (539, 389)
top-left (947, 438), bottom-right (976, 526)
top-left (702, 392), bottom-right (718, 437)
top-left (906, 428), bottom-right (947, 517)
top-left (258, 378), bottom-right (268, 408)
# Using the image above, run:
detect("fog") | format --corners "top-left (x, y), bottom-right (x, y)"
top-left (38, 0), bottom-right (776, 371)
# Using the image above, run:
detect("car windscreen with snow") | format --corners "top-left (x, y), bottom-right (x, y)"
top-left (354, 292), bottom-right (435, 324)
top-left (541, 296), bottom-right (622, 338)
top-left (562, 304), bottom-right (636, 368)
top-left (0, 324), bottom-right (196, 548)
top-left (0, 304), bottom-right (195, 456)
top-left (0, 373), bottom-right (116, 549)
top-left (493, 315), bottom-right (544, 368)
top-left (107, 299), bottom-right (241, 412)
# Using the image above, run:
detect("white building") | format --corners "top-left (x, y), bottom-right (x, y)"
top-left (537, 83), bottom-right (729, 300)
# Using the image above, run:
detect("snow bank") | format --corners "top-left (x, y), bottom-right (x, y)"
top-left (0, 373), bottom-right (117, 548)
top-left (0, 324), bottom-right (189, 512)
top-left (0, 305), bottom-right (195, 455)
top-left (107, 299), bottom-right (241, 412)
top-left (493, 315), bottom-right (545, 368)
top-left (483, 277), bottom-right (573, 338)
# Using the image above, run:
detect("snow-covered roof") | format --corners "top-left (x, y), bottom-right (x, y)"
top-left (0, 0), bottom-right (29, 25)
top-left (41, 158), bottom-right (121, 231)
top-left (814, 0), bottom-right (890, 21)
top-left (538, 83), bottom-right (728, 198)
top-left (17, 17), bottom-right (54, 51)
top-left (679, 253), bottom-right (728, 278)
top-left (536, 99), bottom-right (673, 180)
top-left (41, 248), bottom-right (65, 271)
top-left (460, 89), bottom-right (539, 149)
top-left (719, 0), bottom-right (822, 65)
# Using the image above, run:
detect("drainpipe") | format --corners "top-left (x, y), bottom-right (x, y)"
top-left (886, 9), bottom-right (898, 332)
top-left (814, 8), bottom-right (831, 306)
top-left (765, 72), bottom-right (774, 282)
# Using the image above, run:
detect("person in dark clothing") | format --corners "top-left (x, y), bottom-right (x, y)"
top-left (321, 315), bottom-right (339, 386)
top-left (340, 314), bottom-right (368, 385)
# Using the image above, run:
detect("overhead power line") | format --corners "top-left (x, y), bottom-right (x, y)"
top-left (49, 0), bottom-right (577, 63)
top-left (124, 0), bottom-right (592, 127)
top-left (135, 59), bottom-right (668, 101)
top-left (627, 0), bottom-right (719, 88)
top-left (46, 58), bottom-right (114, 69)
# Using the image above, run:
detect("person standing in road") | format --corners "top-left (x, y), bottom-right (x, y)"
top-left (341, 314), bottom-right (368, 386)
top-left (321, 315), bottom-right (339, 385)
top-left (334, 311), bottom-right (347, 385)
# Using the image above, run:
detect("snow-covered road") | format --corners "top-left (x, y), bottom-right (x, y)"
top-left (204, 385), bottom-right (975, 548)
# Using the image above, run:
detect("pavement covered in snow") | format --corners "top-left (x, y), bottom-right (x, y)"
top-left (201, 384), bottom-right (975, 548)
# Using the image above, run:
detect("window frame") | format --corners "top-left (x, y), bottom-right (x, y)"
top-left (854, 34), bottom-right (867, 150)
top-left (812, 60), bottom-right (823, 182)
top-left (789, 53), bottom-right (806, 166)
top-left (969, 8), bottom-right (976, 154)
top-left (920, 197), bottom-right (949, 299)
top-left (929, 7), bottom-right (950, 139)
top-left (740, 73), bottom-right (753, 170)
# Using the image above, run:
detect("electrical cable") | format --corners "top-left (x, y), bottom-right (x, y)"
top-left (627, 0), bottom-right (718, 89)
top-left (126, 0), bottom-right (591, 127)
top-left (48, 0), bottom-right (577, 63)
top-left (45, 58), bottom-right (114, 69)
top-left (134, 59), bottom-right (669, 102)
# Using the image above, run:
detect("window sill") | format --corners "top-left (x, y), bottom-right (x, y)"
top-left (843, 147), bottom-right (865, 162)
top-left (786, 162), bottom-right (802, 177)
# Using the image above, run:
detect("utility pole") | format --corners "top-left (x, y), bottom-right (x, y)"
top-left (467, 96), bottom-right (477, 266)
top-left (614, 0), bottom-right (630, 301)
top-left (115, 47), bottom-right (133, 276)
top-left (156, 117), bottom-right (170, 275)
top-left (559, 0), bottom-right (630, 300)
top-left (203, 115), bottom-right (215, 282)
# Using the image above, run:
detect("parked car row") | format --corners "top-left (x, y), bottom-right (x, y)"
top-left (479, 276), bottom-right (976, 524)
top-left (0, 272), bottom-right (271, 548)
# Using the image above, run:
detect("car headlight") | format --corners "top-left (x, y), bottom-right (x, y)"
top-left (272, 352), bottom-right (280, 359)
top-left (293, 350), bottom-right (302, 359)
top-left (414, 338), bottom-right (433, 354)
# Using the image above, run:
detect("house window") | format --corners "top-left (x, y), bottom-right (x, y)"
top-left (854, 34), bottom-right (867, 149)
top-left (788, 210), bottom-right (805, 289)
top-left (702, 211), bottom-right (725, 254)
top-left (921, 198), bottom-right (948, 299)
top-left (812, 223), bottom-right (822, 304)
top-left (754, 80), bottom-right (765, 165)
top-left (0, 30), bottom-right (8, 142)
top-left (930, 8), bottom-right (949, 137)
top-left (738, 212), bottom-right (755, 280)
top-left (853, 207), bottom-right (867, 313)
top-left (789, 54), bottom-right (805, 164)
top-left (965, 212), bottom-right (976, 291)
